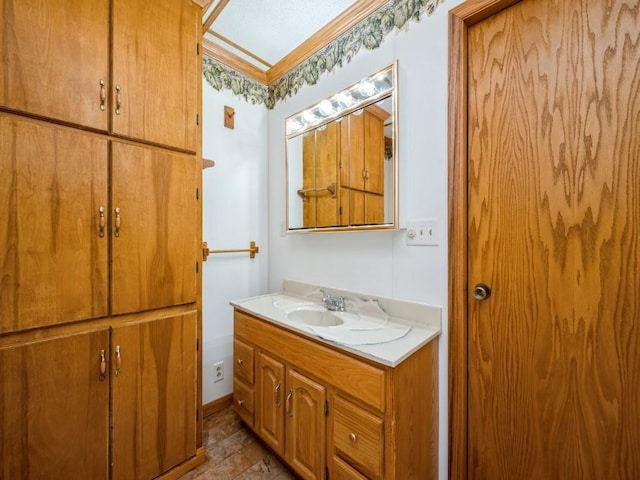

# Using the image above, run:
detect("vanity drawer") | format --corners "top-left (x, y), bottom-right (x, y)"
top-left (332, 394), bottom-right (384, 479)
top-left (234, 338), bottom-right (254, 384)
top-left (233, 378), bottom-right (254, 427)
top-left (332, 456), bottom-right (369, 480)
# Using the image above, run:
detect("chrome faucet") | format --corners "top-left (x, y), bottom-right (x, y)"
top-left (320, 289), bottom-right (346, 312)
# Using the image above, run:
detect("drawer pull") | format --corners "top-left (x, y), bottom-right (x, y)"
top-left (349, 432), bottom-right (357, 443)
top-left (237, 358), bottom-right (244, 365)
top-left (237, 399), bottom-right (245, 407)
top-left (99, 79), bottom-right (106, 111)
top-left (115, 84), bottom-right (122, 115)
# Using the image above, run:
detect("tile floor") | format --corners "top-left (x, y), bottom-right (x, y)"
top-left (178, 407), bottom-right (297, 480)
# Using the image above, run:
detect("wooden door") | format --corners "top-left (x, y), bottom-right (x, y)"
top-left (302, 131), bottom-right (317, 227)
top-left (285, 369), bottom-right (326, 480)
top-left (0, 0), bottom-right (109, 130)
top-left (112, 0), bottom-right (199, 152)
top-left (0, 114), bottom-right (108, 334)
top-left (111, 311), bottom-right (197, 480)
top-left (0, 329), bottom-right (110, 479)
top-left (363, 107), bottom-right (385, 195)
top-left (111, 141), bottom-right (197, 315)
top-left (256, 351), bottom-right (285, 455)
top-left (457, 0), bottom-right (640, 478)
top-left (315, 121), bottom-right (340, 227)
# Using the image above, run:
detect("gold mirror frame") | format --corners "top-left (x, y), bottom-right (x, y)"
top-left (285, 62), bottom-right (398, 233)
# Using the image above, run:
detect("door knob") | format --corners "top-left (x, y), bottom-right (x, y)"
top-left (473, 283), bottom-right (491, 301)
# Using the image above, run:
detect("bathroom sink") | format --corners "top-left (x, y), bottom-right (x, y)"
top-left (287, 307), bottom-right (346, 327)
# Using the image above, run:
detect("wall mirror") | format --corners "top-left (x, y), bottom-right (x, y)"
top-left (285, 63), bottom-right (398, 232)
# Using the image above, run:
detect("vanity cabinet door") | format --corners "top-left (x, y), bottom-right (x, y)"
top-left (285, 369), bottom-right (326, 480)
top-left (256, 351), bottom-right (286, 455)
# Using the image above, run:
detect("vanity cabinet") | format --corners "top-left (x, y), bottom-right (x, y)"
top-left (1, 0), bottom-right (199, 153)
top-left (233, 309), bottom-right (438, 480)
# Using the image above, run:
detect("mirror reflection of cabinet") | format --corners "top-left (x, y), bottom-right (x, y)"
top-left (286, 63), bottom-right (397, 232)
top-left (300, 105), bottom-right (389, 228)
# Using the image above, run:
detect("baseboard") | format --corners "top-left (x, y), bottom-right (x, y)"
top-left (203, 393), bottom-right (233, 418)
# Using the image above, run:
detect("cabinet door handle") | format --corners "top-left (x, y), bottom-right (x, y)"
top-left (115, 84), bottom-right (122, 115)
top-left (115, 345), bottom-right (122, 376)
top-left (237, 399), bottom-right (245, 407)
top-left (99, 349), bottom-right (106, 381)
top-left (114, 207), bottom-right (121, 237)
top-left (286, 389), bottom-right (293, 417)
top-left (99, 80), bottom-right (106, 111)
top-left (349, 432), bottom-right (357, 443)
top-left (274, 383), bottom-right (281, 407)
top-left (237, 358), bottom-right (244, 365)
top-left (98, 206), bottom-right (105, 237)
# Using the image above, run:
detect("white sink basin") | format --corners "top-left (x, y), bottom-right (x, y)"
top-left (287, 307), bottom-right (348, 326)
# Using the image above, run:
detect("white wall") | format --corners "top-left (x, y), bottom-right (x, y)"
top-left (201, 1), bottom-right (464, 478)
top-left (266, 2), bottom-right (464, 479)
top-left (201, 85), bottom-right (269, 403)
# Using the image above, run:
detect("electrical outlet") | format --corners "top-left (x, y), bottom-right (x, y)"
top-left (214, 361), bottom-right (224, 382)
top-left (406, 218), bottom-right (439, 246)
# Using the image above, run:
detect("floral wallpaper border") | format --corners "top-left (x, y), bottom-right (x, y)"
top-left (202, 0), bottom-right (445, 109)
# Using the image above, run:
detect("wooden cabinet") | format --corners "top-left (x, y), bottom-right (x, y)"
top-left (285, 369), bottom-right (327, 480)
top-left (111, 142), bottom-right (197, 315)
top-left (233, 309), bottom-right (438, 480)
top-left (112, 0), bottom-right (199, 151)
top-left (0, 0), bottom-right (199, 152)
top-left (0, 0), bottom-right (110, 131)
top-left (0, 0), bottom-right (202, 478)
top-left (253, 351), bottom-right (326, 480)
top-left (0, 329), bottom-right (110, 479)
top-left (0, 114), bottom-right (109, 334)
top-left (301, 104), bottom-right (388, 228)
top-left (112, 311), bottom-right (197, 480)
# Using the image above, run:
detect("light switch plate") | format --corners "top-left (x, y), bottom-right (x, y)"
top-left (406, 218), bottom-right (439, 246)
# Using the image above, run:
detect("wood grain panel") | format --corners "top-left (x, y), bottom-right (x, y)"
top-left (235, 310), bottom-right (386, 412)
top-left (466, 0), bottom-right (640, 478)
top-left (315, 121), bottom-right (340, 227)
top-left (111, 141), bottom-right (197, 315)
top-left (286, 369), bottom-right (326, 480)
top-left (0, 114), bottom-right (108, 334)
top-left (0, 329), bottom-right (110, 479)
top-left (256, 351), bottom-right (285, 455)
top-left (112, 0), bottom-right (199, 152)
top-left (0, 0), bottom-right (109, 130)
top-left (111, 311), bottom-right (197, 480)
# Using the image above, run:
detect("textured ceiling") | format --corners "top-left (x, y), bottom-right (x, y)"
top-left (203, 0), bottom-right (358, 70)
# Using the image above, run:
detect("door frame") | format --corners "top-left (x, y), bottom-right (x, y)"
top-left (447, 1), bottom-right (521, 479)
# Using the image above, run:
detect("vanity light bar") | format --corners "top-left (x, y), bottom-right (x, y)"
top-left (286, 64), bottom-right (394, 137)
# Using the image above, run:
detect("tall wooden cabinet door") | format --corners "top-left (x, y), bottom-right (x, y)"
top-left (0, 114), bottom-right (109, 334)
top-left (345, 111), bottom-right (365, 190)
top-left (111, 311), bottom-right (197, 480)
top-left (302, 131), bottom-right (317, 228)
top-left (0, 0), bottom-right (109, 130)
top-left (257, 352), bottom-right (285, 455)
top-left (363, 109), bottom-right (385, 195)
top-left (111, 141), bottom-right (197, 315)
top-left (0, 329), bottom-right (110, 479)
top-left (285, 370), bottom-right (327, 480)
top-left (112, 0), bottom-right (199, 152)
top-left (315, 121), bottom-right (340, 227)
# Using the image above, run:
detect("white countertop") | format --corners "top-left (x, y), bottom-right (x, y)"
top-left (230, 280), bottom-right (441, 367)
